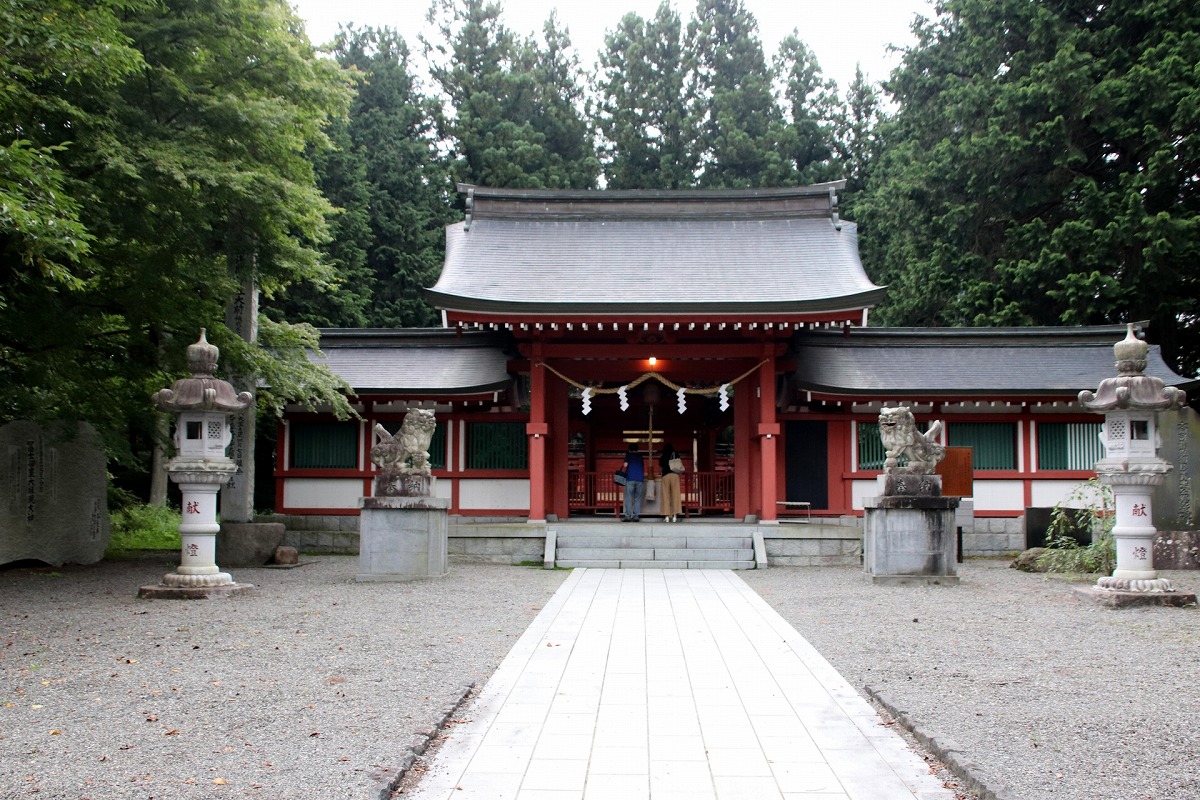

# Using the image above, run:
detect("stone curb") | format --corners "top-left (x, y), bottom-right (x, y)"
top-left (372, 682), bottom-right (479, 800)
top-left (864, 685), bottom-right (1018, 800)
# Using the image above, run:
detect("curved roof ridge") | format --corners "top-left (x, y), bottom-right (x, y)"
top-left (460, 182), bottom-right (846, 222)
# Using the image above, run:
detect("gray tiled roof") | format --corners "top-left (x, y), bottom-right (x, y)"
top-left (427, 185), bottom-right (883, 315)
top-left (791, 326), bottom-right (1195, 396)
top-left (311, 329), bottom-right (511, 394)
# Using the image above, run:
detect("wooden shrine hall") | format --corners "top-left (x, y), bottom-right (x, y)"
top-left (273, 183), bottom-right (1194, 538)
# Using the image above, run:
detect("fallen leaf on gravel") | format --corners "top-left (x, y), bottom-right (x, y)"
top-left (50, 730), bottom-right (60, 735)
top-left (213, 777), bottom-right (227, 785)
top-left (164, 729), bottom-right (178, 736)
top-left (338, 756), bottom-right (350, 762)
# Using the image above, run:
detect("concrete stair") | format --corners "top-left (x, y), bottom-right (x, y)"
top-left (551, 520), bottom-right (757, 569)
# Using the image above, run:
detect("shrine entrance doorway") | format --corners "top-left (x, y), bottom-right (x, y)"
top-left (562, 376), bottom-right (735, 518)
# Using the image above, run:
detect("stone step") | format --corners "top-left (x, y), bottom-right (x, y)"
top-left (552, 524), bottom-right (754, 539)
top-left (556, 559), bottom-right (757, 570)
top-left (556, 535), bottom-right (753, 550)
top-left (555, 547), bottom-right (753, 562)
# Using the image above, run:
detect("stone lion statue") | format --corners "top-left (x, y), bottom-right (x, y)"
top-left (878, 406), bottom-right (945, 474)
top-left (371, 409), bottom-right (437, 476)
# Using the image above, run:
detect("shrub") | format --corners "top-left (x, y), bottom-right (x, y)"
top-left (107, 503), bottom-right (182, 554)
top-left (1035, 479), bottom-right (1116, 575)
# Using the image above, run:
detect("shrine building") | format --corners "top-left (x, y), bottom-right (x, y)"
top-left (270, 183), bottom-right (1196, 557)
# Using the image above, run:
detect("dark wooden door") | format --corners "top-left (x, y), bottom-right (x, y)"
top-left (785, 420), bottom-right (828, 509)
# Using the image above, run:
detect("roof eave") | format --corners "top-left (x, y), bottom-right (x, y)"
top-left (424, 288), bottom-right (887, 318)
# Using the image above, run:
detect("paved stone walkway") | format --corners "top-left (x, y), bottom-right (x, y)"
top-left (407, 568), bottom-right (955, 800)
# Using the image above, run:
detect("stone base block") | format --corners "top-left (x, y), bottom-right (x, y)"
top-left (868, 574), bottom-right (961, 586)
top-left (216, 522), bottom-right (285, 567)
top-left (1072, 587), bottom-right (1198, 609)
top-left (864, 496), bottom-right (960, 582)
top-left (357, 497), bottom-right (449, 582)
top-left (138, 582), bottom-right (254, 599)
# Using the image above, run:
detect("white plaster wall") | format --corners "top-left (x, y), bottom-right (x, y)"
top-left (282, 478), bottom-right (362, 509)
top-left (1030, 479), bottom-right (1104, 509)
top-left (459, 479), bottom-right (530, 510)
top-left (851, 479), bottom-right (881, 510)
top-left (855, 477), bottom-right (1028, 512)
top-left (971, 480), bottom-right (1025, 511)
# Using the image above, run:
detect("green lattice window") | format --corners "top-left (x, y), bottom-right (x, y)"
top-left (291, 421), bottom-right (357, 469)
top-left (380, 420), bottom-right (447, 469)
top-left (948, 422), bottom-right (1016, 470)
top-left (467, 422), bottom-right (527, 469)
top-left (1037, 422), bottom-right (1103, 470)
top-left (857, 422), bottom-right (886, 470)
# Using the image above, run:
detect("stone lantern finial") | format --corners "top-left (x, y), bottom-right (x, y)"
top-left (187, 327), bottom-right (219, 377)
top-left (1078, 324), bottom-right (1187, 412)
top-left (153, 330), bottom-right (252, 414)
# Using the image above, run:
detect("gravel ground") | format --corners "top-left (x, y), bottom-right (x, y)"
top-left (0, 554), bottom-right (567, 800)
top-left (742, 560), bottom-right (1200, 800)
top-left (3, 555), bottom-right (1197, 800)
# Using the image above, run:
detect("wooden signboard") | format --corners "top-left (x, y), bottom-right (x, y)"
top-left (937, 447), bottom-right (973, 498)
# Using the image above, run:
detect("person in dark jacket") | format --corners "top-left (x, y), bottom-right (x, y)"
top-left (621, 444), bottom-right (645, 521)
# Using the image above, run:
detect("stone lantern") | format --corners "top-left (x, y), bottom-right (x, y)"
top-left (1078, 324), bottom-right (1192, 602)
top-left (139, 330), bottom-right (254, 598)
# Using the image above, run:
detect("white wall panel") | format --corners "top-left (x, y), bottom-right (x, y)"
top-left (459, 479), bottom-right (530, 510)
top-left (972, 480), bottom-right (1025, 511)
top-left (1031, 480), bottom-right (1104, 509)
top-left (283, 478), bottom-right (362, 509)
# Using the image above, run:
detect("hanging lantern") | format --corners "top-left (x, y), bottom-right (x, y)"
top-left (642, 381), bottom-right (660, 407)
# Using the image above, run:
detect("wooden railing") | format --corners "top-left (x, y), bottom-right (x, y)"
top-left (568, 471), bottom-right (734, 516)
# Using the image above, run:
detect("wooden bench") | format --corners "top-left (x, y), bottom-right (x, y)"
top-left (776, 501), bottom-right (811, 522)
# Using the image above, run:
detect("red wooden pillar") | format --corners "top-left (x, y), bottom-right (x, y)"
top-left (757, 352), bottom-right (779, 522)
top-left (549, 371), bottom-right (570, 519)
top-left (527, 350), bottom-right (548, 523)
top-left (734, 386), bottom-right (752, 520)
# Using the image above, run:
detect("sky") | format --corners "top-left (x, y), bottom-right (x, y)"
top-left (289, 0), bottom-right (936, 91)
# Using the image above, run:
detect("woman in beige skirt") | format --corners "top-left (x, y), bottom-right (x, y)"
top-left (658, 443), bottom-right (684, 522)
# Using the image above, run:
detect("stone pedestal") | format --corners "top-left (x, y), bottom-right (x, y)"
top-left (216, 522), bottom-right (286, 567)
top-left (864, 478), bottom-right (960, 585)
top-left (357, 496), bottom-right (449, 582)
top-left (138, 463), bottom-right (254, 599)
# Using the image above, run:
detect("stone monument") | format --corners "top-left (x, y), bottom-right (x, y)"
top-left (863, 407), bottom-right (960, 584)
top-left (0, 420), bottom-right (109, 566)
top-left (139, 330), bottom-right (254, 599)
top-left (1075, 324), bottom-right (1196, 608)
top-left (357, 409), bottom-right (449, 582)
